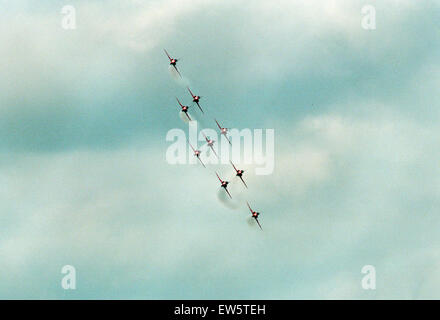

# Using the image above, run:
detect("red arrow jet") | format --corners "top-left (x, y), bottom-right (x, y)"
top-left (215, 119), bottom-right (231, 145)
top-left (188, 141), bottom-right (205, 168)
top-left (176, 97), bottom-right (191, 121)
top-left (187, 87), bottom-right (204, 113)
top-left (230, 161), bottom-right (247, 188)
top-left (164, 49), bottom-right (181, 77)
top-left (247, 202), bottom-right (262, 230)
top-left (215, 172), bottom-right (232, 198)
top-left (202, 131), bottom-right (218, 158)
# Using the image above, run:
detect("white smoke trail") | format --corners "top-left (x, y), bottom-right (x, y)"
top-left (169, 66), bottom-right (190, 87)
top-left (217, 174), bottom-right (247, 209)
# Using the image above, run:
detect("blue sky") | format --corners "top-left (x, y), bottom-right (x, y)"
top-left (0, 0), bottom-right (439, 299)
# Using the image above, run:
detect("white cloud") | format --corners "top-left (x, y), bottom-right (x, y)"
top-left (2, 107), bottom-right (439, 298)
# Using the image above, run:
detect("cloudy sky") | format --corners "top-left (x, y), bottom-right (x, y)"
top-left (0, 0), bottom-right (439, 299)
